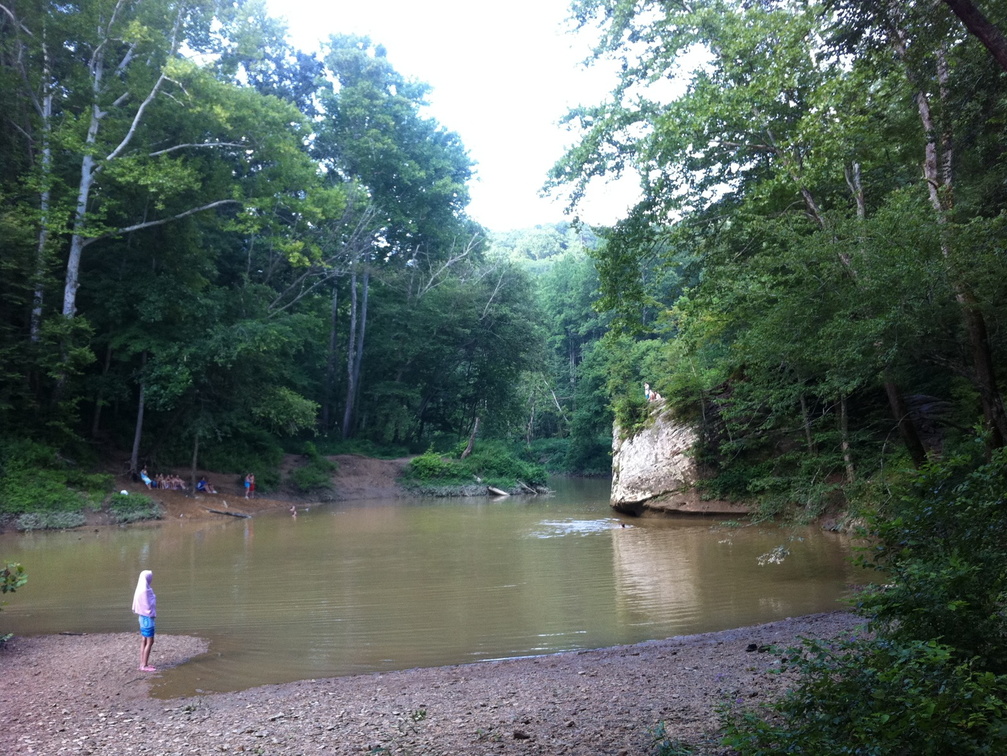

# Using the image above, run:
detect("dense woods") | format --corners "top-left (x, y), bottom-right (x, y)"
top-left (0, 0), bottom-right (613, 492)
top-left (3, 0), bottom-right (1007, 748)
top-left (552, 0), bottom-right (1007, 519)
top-left (0, 0), bottom-right (1004, 513)
top-left (546, 1), bottom-right (1007, 751)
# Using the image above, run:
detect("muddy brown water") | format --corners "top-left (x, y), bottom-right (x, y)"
top-left (0, 477), bottom-right (871, 696)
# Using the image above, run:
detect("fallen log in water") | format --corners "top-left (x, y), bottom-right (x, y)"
top-left (205, 507), bottom-right (251, 518)
top-left (487, 486), bottom-right (510, 497)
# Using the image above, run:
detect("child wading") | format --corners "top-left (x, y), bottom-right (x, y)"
top-left (132, 570), bottom-right (157, 672)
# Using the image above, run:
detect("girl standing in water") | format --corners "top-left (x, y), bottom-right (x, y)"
top-left (132, 570), bottom-right (157, 672)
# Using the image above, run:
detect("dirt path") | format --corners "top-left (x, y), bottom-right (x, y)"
top-left (0, 612), bottom-right (864, 755)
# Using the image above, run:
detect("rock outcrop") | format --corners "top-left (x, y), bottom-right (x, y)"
top-left (611, 406), bottom-right (748, 516)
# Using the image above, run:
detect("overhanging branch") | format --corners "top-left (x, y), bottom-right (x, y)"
top-left (80, 199), bottom-right (241, 248)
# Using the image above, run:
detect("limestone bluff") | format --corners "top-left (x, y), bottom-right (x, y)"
top-left (611, 408), bottom-right (748, 517)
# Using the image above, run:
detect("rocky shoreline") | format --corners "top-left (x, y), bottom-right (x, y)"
top-left (0, 611), bottom-right (864, 755)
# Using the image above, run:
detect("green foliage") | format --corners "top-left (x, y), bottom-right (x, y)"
top-left (407, 449), bottom-right (468, 483)
top-left (14, 511), bottom-right (87, 531)
top-left (722, 637), bottom-right (1007, 755)
top-left (650, 721), bottom-right (702, 755)
top-left (106, 492), bottom-right (164, 524)
top-left (196, 432), bottom-right (284, 492)
top-left (462, 441), bottom-right (547, 487)
top-left (405, 442), bottom-right (546, 489)
top-left (525, 438), bottom-right (571, 472)
top-left (723, 451), bottom-right (1007, 752)
top-left (857, 446), bottom-right (1007, 672)
top-left (288, 442), bottom-right (337, 493)
top-left (1, 562), bottom-right (26, 595)
top-left (0, 438), bottom-right (107, 517)
top-left (0, 562), bottom-right (27, 644)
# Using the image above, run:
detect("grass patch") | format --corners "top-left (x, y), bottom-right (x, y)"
top-left (14, 511), bottom-right (87, 531)
top-left (106, 492), bottom-right (164, 524)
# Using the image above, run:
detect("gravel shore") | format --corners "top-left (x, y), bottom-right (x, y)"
top-left (1, 611), bottom-right (864, 755)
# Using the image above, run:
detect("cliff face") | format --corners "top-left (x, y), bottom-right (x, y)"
top-left (611, 409), bottom-right (748, 516)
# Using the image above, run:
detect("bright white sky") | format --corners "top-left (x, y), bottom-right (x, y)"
top-left (265, 0), bottom-right (640, 232)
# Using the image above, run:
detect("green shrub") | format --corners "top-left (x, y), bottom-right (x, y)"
top-left (1, 562), bottom-right (27, 645)
top-left (525, 438), bottom-right (570, 472)
top-left (462, 443), bottom-right (546, 486)
top-left (722, 637), bottom-right (1007, 755)
top-left (106, 492), bottom-right (164, 524)
top-left (612, 394), bottom-right (652, 439)
top-left (722, 446), bottom-right (1007, 753)
top-left (1, 562), bottom-right (26, 595)
top-left (406, 442), bottom-right (548, 489)
top-left (288, 443), bottom-right (338, 493)
top-left (0, 470), bottom-right (89, 515)
top-left (650, 721), bottom-right (703, 755)
top-left (0, 438), bottom-right (110, 516)
top-left (858, 445), bottom-right (1007, 672)
top-left (407, 450), bottom-right (468, 483)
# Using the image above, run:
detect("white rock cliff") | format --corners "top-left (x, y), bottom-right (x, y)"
top-left (611, 406), bottom-right (748, 516)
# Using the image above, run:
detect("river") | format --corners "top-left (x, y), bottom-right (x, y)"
top-left (0, 476), bottom-right (870, 696)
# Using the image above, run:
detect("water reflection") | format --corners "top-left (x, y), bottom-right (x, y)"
top-left (611, 521), bottom-right (859, 634)
top-left (0, 478), bottom-right (871, 696)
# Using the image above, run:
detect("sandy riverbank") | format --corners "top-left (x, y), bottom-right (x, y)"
top-left (0, 611), bottom-right (864, 755)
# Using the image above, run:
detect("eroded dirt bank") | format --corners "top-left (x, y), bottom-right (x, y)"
top-left (94, 454), bottom-right (414, 525)
top-left (0, 612), bottom-right (863, 755)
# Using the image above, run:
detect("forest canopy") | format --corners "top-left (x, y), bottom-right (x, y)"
top-left (0, 0), bottom-right (615, 487)
top-left (1, 0), bottom-right (1006, 520)
top-left (550, 0), bottom-right (1007, 518)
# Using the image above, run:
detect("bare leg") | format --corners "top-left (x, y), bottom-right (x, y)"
top-left (140, 636), bottom-right (155, 670)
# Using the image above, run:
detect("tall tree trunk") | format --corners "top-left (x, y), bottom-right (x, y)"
top-left (30, 29), bottom-right (53, 341)
top-left (352, 269), bottom-right (369, 416)
top-left (799, 393), bottom-right (816, 455)
top-left (461, 416), bottom-right (480, 459)
top-left (129, 352), bottom-right (147, 474)
top-left (839, 395), bottom-right (855, 483)
top-left (846, 160), bottom-right (929, 464)
top-left (902, 38), bottom-right (1007, 447)
top-left (942, 0), bottom-right (1007, 72)
top-left (340, 268), bottom-right (369, 439)
top-left (62, 16), bottom-right (108, 319)
top-left (884, 378), bottom-right (928, 468)
top-left (90, 343), bottom-right (113, 438)
top-left (321, 283), bottom-right (338, 431)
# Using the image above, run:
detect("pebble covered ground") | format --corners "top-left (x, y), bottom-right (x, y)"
top-left (0, 611), bottom-right (864, 755)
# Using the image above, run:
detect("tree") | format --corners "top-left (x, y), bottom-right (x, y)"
top-left (942, 0), bottom-right (1007, 72)
top-left (313, 36), bottom-right (479, 438)
top-left (552, 0), bottom-right (1007, 507)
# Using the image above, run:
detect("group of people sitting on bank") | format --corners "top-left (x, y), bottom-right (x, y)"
top-left (137, 467), bottom-right (217, 493)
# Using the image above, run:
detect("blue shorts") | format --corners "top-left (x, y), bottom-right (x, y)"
top-left (138, 615), bottom-right (156, 638)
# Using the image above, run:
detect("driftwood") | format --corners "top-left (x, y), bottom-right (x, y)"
top-left (516, 480), bottom-right (538, 495)
top-left (487, 486), bottom-right (510, 497)
top-left (205, 507), bottom-right (251, 519)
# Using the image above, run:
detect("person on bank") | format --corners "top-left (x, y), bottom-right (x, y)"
top-left (196, 476), bottom-right (217, 494)
top-left (132, 570), bottom-right (157, 672)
